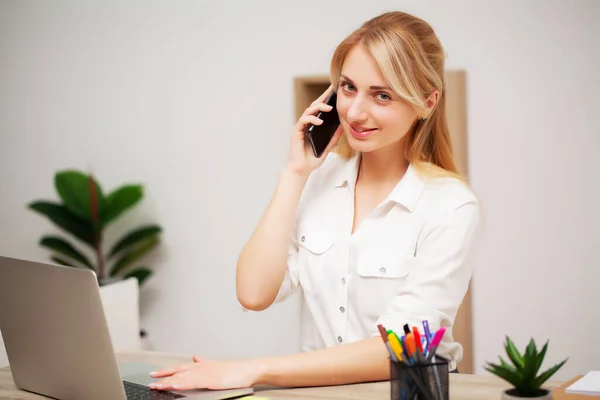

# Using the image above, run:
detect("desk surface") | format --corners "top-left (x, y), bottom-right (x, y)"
top-left (0, 350), bottom-right (563, 400)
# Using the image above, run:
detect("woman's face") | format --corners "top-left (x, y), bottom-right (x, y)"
top-left (336, 45), bottom-right (420, 155)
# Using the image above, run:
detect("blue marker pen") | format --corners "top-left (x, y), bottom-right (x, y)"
top-left (422, 320), bottom-right (432, 354)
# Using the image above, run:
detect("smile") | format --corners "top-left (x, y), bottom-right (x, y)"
top-left (349, 123), bottom-right (377, 139)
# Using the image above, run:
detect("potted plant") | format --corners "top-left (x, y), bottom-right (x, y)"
top-left (27, 169), bottom-right (163, 350)
top-left (485, 336), bottom-right (568, 399)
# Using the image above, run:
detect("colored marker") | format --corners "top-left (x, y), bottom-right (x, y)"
top-left (412, 326), bottom-right (423, 363)
top-left (422, 320), bottom-right (432, 350)
top-left (388, 332), bottom-right (404, 362)
top-left (377, 324), bottom-right (398, 363)
top-left (426, 327), bottom-right (446, 362)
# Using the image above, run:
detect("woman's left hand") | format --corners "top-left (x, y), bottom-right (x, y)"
top-left (148, 356), bottom-right (261, 391)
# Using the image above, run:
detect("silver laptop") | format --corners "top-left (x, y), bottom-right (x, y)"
top-left (0, 256), bottom-right (254, 400)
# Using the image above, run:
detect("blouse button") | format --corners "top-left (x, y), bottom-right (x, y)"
top-left (379, 267), bottom-right (387, 274)
top-left (337, 336), bottom-right (343, 343)
top-left (339, 306), bottom-right (345, 313)
top-left (301, 236), bottom-right (306, 242)
top-left (341, 277), bottom-right (346, 285)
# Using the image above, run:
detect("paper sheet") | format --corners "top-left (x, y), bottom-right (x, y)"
top-left (566, 371), bottom-right (600, 396)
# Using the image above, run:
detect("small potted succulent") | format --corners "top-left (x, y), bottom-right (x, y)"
top-left (485, 336), bottom-right (568, 399)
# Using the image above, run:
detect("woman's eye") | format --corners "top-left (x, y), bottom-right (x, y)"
top-left (342, 83), bottom-right (356, 92)
top-left (377, 93), bottom-right (391, 101)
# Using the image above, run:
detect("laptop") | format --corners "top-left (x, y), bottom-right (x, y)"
top-left (0, 256), bottom-right (254, 400)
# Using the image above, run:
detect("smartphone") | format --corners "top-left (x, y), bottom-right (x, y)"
top-left (306, 90), bottom-right (340, 158)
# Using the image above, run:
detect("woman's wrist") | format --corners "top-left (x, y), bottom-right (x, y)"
top-left (279, 168), bottom-right (310, 186)
top-left (250, 357), bottom-right (271, 386)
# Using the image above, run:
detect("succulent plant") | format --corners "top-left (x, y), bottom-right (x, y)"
top-left (485, 336), bottom-right (567, 397)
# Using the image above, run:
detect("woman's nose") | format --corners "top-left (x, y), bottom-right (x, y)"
top-left (346, 97), bottom-right (369, 122)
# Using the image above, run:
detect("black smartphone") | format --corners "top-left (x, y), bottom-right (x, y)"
top-left (306, 90), bottom-right (340, 158)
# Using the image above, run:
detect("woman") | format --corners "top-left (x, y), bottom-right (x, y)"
top-left (149, 10), bottom-right (481, 391)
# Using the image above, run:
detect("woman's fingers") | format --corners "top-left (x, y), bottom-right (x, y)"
top-left (149, 363), bottom-right (193, 378)
top-left (149, 369), bottom-right (174, 378)
top-left (302, 102), bottom-right (333, 117)
top-left (303, 85), bottom-right (334, 117)
top-left (149, 359), bottom-right (205, 390)
top-left (299, 115), bottom-right (323, 127)
top-left (150, 377), bottom-right (179, 391)
top-left (293, 114), bottom-right (323, 133)
top-left (313, 85), bottom-right (333, 105)
top-left (151, 370), bottom-right (201, 391)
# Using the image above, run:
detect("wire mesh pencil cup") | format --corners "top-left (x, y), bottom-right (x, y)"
top-left (390, 356), bottom-right (449, 400)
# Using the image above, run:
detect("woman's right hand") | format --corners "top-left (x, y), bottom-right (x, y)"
top-left (285, 85), bottom-right (343, 177)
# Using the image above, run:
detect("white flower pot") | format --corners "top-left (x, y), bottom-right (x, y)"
top-left (502, 388), bottom-right (553, 400)
top-left (98, 277), bottom-right (142, 351)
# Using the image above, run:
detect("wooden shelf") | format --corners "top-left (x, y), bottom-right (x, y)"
top-left (294, 76), bottom-right (332, 122)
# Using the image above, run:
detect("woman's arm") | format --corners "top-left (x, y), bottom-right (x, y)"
top-left (148, 337), bottom-right (391, 391)
top-left (256, 337), bottom-right (390, 387)
top-left (235, 169), bottom-right (308, 311)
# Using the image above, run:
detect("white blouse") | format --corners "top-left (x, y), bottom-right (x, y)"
top-left (273, 152), bottom-right (481, 371)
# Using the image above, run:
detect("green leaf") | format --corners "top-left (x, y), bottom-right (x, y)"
top-left (498, 356), bottom-right (516, 372)
top-left (101, 185), bottom-right (143, 228)
top-left (40, 236), bottom-right (93, 269)
top-left (485, 363), bottom-right (523, 388)
top-left (108, 225), bottom-right (162, 259)
top-left (55, 170), bottom-right (106, 222)
top-left (533, 358), bottom-right (568, 389)
top-left (51, 256), bottom-right (77, 268)
top-left (521, 338), bottom-right (539, 392)
top-left (533, 341), bottom-right (549, 378)
top-left (28, 201), bottom-right (96, 247)
top-left (110, 235), bottom-right (159, 277)
top-left (124, 267), bottom-right (153, 285)
top-left (505, 336), bottom-right (524, 370)
top-left (524, 339), bottom-right (538, 376)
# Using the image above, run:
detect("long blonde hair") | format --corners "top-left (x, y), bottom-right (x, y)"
top-left (330, 11), bottom-right (463, 181)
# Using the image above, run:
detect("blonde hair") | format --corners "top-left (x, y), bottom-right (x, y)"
top-left (330, 11), bottom-right (463, 182)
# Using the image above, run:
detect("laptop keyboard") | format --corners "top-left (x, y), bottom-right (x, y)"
top-left (124, 381), bottom-right (185, 399)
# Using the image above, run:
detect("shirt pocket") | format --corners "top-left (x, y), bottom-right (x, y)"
top-left (296, 227), bottom-right (335, 295)
top-left (355, 249), bottom-right (414, 317)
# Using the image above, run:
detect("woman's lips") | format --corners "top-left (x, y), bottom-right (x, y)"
top-left (349, 123), bottom-right (377, 139)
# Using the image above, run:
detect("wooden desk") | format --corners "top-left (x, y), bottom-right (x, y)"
top-left (0, 350), bottom-right (563, 399)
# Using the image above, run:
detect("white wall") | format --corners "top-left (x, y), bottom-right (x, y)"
top-left (1, 0), bottom-right (598, 380)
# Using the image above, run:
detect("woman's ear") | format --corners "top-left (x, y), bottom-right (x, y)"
top-left (423, 90), bottom-right (440, 117)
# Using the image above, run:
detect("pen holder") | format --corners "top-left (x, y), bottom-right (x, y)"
top-left (390, 357), bottom-right (449, 400)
